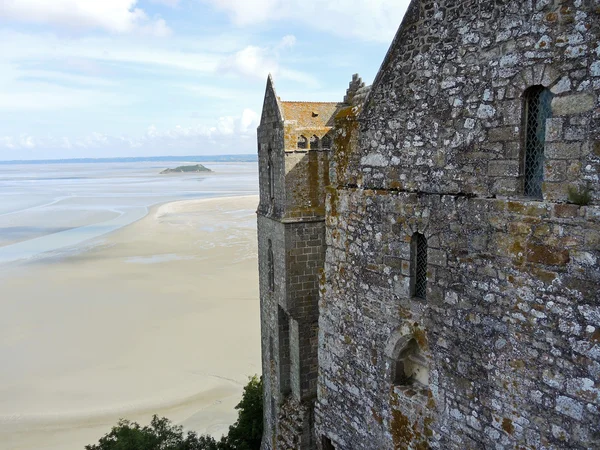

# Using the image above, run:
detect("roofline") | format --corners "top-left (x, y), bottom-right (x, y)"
top-left (362, 0), bottom-right (418, 113)
top-left (281, 101), bottom-right (344, 105)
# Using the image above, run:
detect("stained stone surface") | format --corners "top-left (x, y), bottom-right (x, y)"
top-left (257, 0), bottom-right (599, 449)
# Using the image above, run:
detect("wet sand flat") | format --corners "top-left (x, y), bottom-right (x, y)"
top-left (0, 195), bottom-right (261, 450)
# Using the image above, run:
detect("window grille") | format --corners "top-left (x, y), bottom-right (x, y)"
top-left (413, 233), bottom-right (427, 299)
top-left (524, 86), bottom-right (553, 199)
top-left (297, 135), bottom-right (307, 149)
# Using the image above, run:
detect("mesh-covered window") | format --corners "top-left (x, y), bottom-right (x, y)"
top-left (268, 240), bottom-right (274, 292)
top-left (321, 134), bottom-right (332, 149)
top-left (310, 135), bottom-right (319, 150)
top-left (412, 233), bottom-right (427, 299)
top-left (267, 148), bottom-right (274, 202)
top-left (297, 135), bottom-right (307, 149)
top-left (524, 86), bottom-right (553, 199)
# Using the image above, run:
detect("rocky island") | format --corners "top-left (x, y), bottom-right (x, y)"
top-left (160, 164), bottom-right (212, 174)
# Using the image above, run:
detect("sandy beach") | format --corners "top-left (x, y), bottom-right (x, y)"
top-left (0, 195), bottom-right (261, 450)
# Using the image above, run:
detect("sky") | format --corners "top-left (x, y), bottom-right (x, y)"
top-left (0, 0), bottom-right (410, 160)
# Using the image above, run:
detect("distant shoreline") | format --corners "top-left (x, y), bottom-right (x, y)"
top-left (0, 154), bottom-right (257, 165)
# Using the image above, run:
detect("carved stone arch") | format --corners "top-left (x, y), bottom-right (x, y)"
top-left (310, 135), bottom-right (319, 150)
top-left (514, 63), bottom-right (562, 93)
top-left (297, 135), bottom-right (308, 149)
top-left (511, 64), bottom-right (560, 199)
top-left (384, 326), bottom-right (429, 388)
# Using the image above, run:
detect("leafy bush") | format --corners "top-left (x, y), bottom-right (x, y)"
top-left (86, 376), bottom-right (263, 450)
top-left (222, 375), bottom-right (263, 450)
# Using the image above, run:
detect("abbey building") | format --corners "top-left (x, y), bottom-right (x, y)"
top-left (256, 1), bottom-right (599, 448)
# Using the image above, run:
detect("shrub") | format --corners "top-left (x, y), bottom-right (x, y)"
top-left (86, 376), bottom-right (263, 450)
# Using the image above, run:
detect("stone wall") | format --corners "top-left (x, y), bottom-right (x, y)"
top-left (257, 76), bottom-right (285, 221)
top-left (315, 0), bottom-right (599, 449)
top-left (339, 0), bottom-right (599, 204)
top-left (258, 77), bottom-right (332, 450)
top-left (283, 151), bottom-right (331, 220)
top-left (317, 189), bottom-right (599, 449)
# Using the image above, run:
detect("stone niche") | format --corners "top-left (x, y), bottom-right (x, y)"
top-left (393, 337), bottom-right (429, 387)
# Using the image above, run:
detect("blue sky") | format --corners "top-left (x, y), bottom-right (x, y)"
top-left (0, 0), bottom-right (410, 160)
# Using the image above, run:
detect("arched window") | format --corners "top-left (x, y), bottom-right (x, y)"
top-left (393, 338), bottom-right (428, 387)
top-left (411, 233), bottom-right (427, 299)
top-left (268, 240), bottom-right (274, 292)
top-left (297, 135), bottom-right (307, 149)
top-left (523, 86), bottom-right (553, 199)
top-left (267, 147), bottom-right (274, 202)
top-left (321, 134), bottom-right (332, 149)
top-left (310, 135), bottom-right (319, 150)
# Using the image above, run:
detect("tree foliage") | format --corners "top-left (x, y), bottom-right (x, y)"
top-left (86, 376), bottom-right (263, 450)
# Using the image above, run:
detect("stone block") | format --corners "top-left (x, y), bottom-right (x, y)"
top-left (526, 244), bottom-right (570, 266)
top-left (545, 142), bottom-right (581, 159)
top-left (545, 118), bottom-right (563, 141)
top-left (551, 94), bottom-right (596, 116)
top-left (556, 396), bottom-right (584, 420)
top-left (488, 160), bottom-right (520, 177)
top-left (488, 126), bottom-right (520, 142)
top-left (544, 160), bottom-right (567, 182)
top-left (428, 248), bottom-right (447, 267)
top-left (554, 203), bottom-right (580, 218)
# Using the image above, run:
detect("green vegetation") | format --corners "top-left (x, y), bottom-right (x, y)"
top-left (160, 164), bottom-right (212, 174)
top-left (567, 182), bottom-right (593, 206)
top-left (86, 376), bottom-right (262, 450)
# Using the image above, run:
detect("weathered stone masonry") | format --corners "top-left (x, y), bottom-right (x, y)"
top-left (257, 76), bottom-right (341, 450)
top-left (258, 1), bottom-right (599, 449)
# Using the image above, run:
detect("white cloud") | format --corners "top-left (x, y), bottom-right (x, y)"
top-left (144, 108), bottom-right (259, 141)
top-left (149, 0), bottom-right (180, 6)
top-left (0, 0), bottom-right (171, 36)
top-left (17, 69), bottom-right (116, 87)
top-left (0, 107), bottom-right (260, 155)
top-left (218, 46), bottom-right (277, 79)
top-left (0, 80), bottom-right (131, 111)
top-left (217, 36), bottom-right (318, 87)
top-left (203, 0), bottom-right (410, 42)
top-left (276, 35), bottom-right (296, 51)
top-left (239, 108), bottom-right (259, 133)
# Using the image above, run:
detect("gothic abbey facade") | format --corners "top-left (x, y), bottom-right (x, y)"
top-left (256, 1), bottom-right (599, 449)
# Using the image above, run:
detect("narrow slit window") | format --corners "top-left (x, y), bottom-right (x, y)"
top-left (412, 233), bottom-right (427, 299)
top-left (267, 148), bottom-right (274, 202)
top-left (297, 135), bottom-right (307, 149)
top-left (268, 240), bottom-right (274, 292)
top-left (278, 306), bottom-right (291, 396)
top-left (524, 86), bottom-right (553, 199)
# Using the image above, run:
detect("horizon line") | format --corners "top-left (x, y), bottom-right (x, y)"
top-left (0, 154), bottom-right (258, 164)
